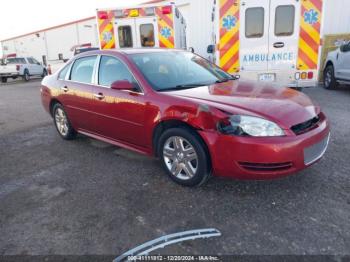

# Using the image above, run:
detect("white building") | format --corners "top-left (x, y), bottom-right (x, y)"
top-left (0, 0), bottom-right (213, 64)
top-left (1, 17), bottom-right (99, 64)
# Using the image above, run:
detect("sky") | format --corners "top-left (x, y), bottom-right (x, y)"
top-left (0, 0), bottom-right (149, 56)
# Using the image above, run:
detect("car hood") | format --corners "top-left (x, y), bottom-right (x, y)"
top-left (162, 80), bottom-right (320, 128)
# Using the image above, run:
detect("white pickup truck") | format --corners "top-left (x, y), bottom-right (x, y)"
top-left (323, 41), bottom-right (350, 89)
top-left (47, 47), bottom-right (99, 75)
top-left (0, 57), bottom-right (47, 83)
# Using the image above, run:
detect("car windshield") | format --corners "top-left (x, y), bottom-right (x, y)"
top-left (130, 51), bottom-right (235, 91)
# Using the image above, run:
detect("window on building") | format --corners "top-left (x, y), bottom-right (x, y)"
top-left (140, 24), bottom-right (155, 47)
top-left (118, 26), bottom-right (133, 48)
top-left (275, 5), bottom-right (295, 36)
top-left (70, 56), bottom-right (97, 84)
top-left (245, 7), bottom-right (264, 38)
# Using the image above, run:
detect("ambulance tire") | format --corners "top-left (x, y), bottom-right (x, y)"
top-left (1, 77), bottom-right (7, 83)
top-left (324, 65), bottom-right (337, 90)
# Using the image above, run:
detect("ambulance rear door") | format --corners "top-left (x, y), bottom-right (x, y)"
top-left (268, 0), bottom-right (300, 71)
top-left (135, 17), bottom-right (159, 48)
top-left (115, 19), bottom-right (137, 49)
top-left (240, 0), bottom-right (270, 72)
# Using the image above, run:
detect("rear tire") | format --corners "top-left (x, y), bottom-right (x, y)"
top-left (53, 103), bottom-right (77, 140)
top-left (324, 65), bottom-right (337, 89)
top-left (1, 77), bottom-right (7, 83)
top-left (158, 127), bottom-right (211, 187)
top-left (23, 70), bottom-right (30, 82)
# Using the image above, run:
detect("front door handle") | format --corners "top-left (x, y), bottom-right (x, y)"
top-left (273, 42), bottom-right (285, 48)
top-left (93, 93), bottom-right (105, 100)
top-left (61, 86), bottom-right (69, 92)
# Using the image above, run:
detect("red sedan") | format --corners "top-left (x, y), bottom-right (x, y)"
top-left (41, 49), bottom-right (330, 186)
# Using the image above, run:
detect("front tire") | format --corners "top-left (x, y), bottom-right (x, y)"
top-left (324, 65), bottom-right (337, 89)
top-left (158, 128), bottom-right (211, 187)
top-left (53, 103), bottom-right (77, 140)
top-left (23, 70), bottom-right (30, 82)
top-left (1, 77), bottom-right (7, 83)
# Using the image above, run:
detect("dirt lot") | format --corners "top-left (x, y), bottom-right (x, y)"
top-left (0, 79), bottom-right (349, 258)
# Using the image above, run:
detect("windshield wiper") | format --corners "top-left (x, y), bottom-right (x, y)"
top-left (216, 75), bottom-right (239, 83)
top-left (215, 79), bottom-right (229, 83)
top-left (158, 83), bottom-right (208, 92)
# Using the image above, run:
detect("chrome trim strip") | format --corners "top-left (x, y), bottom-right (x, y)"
top-left (113, 228), bottom-right (221, 262)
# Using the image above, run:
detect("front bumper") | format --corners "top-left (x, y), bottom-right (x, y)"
top-left (199, 116), bottom-right (330, 180)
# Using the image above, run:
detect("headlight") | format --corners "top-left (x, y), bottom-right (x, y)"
top-left (218, 115), bottom-right (285, 137)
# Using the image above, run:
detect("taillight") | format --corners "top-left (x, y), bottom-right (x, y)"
top-left (307, 71), bottom-right (314, 79)
top-left (16, 65), bottom-right (20, 71)
top-left (295, 71), bottom-right (314, 80)
top-left (301, 72), bottom-right (307, 80)
top-left (162, 6), bottom-right (172, 14)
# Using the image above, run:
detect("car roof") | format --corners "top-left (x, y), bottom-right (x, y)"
top-left (75, 48), bottom-right (187, 58)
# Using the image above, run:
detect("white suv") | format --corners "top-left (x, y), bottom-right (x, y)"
top-left (1, 57), bottom-right (47, 83)
top-left (323, 42), bottom-right (350, 89)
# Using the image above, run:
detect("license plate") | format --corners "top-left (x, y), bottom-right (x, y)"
top-left (259, 73), bottom-right (275, 82)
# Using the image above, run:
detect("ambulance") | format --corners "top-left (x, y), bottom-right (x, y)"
top-left (96, 1), bottom-right (186, 50)
top-left (209, 0), bottom-right (350, 87)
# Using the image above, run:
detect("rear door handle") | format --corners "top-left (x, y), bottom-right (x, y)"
top-left (61, 86), bottom-right (69, 92)
top-left (93, 93), bottom-right (105, 100)
top-left (273, 42), bottom-right (285, 48)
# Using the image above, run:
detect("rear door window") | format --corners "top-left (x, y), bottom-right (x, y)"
top-left (58, 64), bottom-right (71, 80)
top-left (70, 56), bottom-right (97, 84)
top-left (118, 26), bottom-right (133, 48)
top-left (245, 7), bottom-right (264, 38)
top-left (275, 5), bottom-right (295, 36)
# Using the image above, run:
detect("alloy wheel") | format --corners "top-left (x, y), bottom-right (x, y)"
top-left (325, 70), bottom-right (332, 88)
top-left (55, 108), bottom-right (69, 136)
top-left (163, 136), bottom-right (198, 180)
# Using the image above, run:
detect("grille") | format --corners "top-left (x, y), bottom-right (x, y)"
top-left (291, 115), bottom-right (320, 135)
top-left (238, 162), bottom-right (293, 172)
top-left (304, 133), bottom-right (330, 165)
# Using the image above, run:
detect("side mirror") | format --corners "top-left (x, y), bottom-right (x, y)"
top-left (111, 80), bottom-right (134, 91)
top-left (188, 47), bottom-right (195, 53)
top-left (207, 44), bottom-right (215, 54)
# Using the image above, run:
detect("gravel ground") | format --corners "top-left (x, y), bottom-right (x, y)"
top-left (0, 79), bottom-right (349, 258)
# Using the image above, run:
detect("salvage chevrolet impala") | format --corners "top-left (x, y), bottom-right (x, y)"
top-left (41, 49), bottom-right (330, 186)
